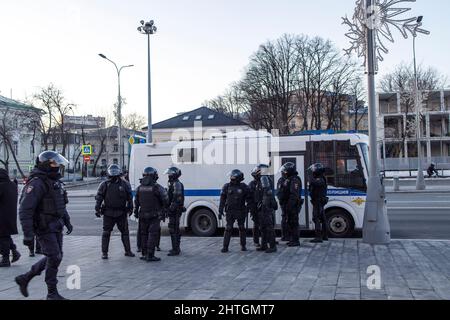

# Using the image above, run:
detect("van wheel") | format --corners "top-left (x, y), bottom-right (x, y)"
top-left (326, 209), bottom-right (355, 238)
top-left (190, 209), bottom-right (217, 237)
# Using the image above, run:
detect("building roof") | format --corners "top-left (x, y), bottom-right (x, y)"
top-left (144, 107), bottom-right (249, 130)
top-left (0, 95), bottom-right (41, 112)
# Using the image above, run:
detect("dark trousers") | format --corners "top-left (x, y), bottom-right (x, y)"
top-left (139, 217), bottom-right (160, 256)
top-left (168, 214), bottom-right (181, 252)
top-left (24, 232), bottom-right (63, 287)
top-left (0, 236), bottom-right (16, 257)
top-left (251, 212), bottom-right (261, 245)
top-left (223, 211), bottom-right (246, 249)
top-left (102, 214), bottom-right (131, 253)
top-left (312, 203), bottom-right (328, 239)
top-left (280, 206), bottom-right (290, 240)
top-left (259, 210), bottom-right (276, 249)
top-left (287, 206), bottom-right (300, 244)
top-left (138, 221), bottom-right (160, 250)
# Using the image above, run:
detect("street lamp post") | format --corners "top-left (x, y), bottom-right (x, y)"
top-left (137, 20), bottom-right (157, 144)
top-left (343, 0), bottom-right (429, 244)
top-left (414, 16), bottom-right (426, 190)
top-left (98, 53), bottom-right (134, 170)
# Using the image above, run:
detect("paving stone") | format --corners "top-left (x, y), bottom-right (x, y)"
top-left (1, 236), bottom-right (449, 300)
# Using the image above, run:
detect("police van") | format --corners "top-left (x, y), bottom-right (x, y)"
top-left (129, 131), bottom-right (369, 238)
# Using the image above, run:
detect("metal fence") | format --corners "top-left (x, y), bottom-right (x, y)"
top-left (381, 157), bottom-right (450, 174)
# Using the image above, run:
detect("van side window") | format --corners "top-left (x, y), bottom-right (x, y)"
top-left (308, 140), bottom-right (367, 192)
top-left (177, 148), bottom-right (197, 163)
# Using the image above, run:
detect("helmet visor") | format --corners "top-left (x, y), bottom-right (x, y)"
top-left (50, 154), bottom-right (69, 167)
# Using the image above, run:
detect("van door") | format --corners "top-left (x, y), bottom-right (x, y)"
top-left (273, 154), bottom-right (308, 231)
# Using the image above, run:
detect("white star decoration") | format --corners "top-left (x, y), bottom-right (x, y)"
top-left (342, 0), bottom-right (430, 71)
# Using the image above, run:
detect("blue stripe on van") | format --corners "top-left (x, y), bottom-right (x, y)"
top-left (133, 189), bottom-right (366, 197)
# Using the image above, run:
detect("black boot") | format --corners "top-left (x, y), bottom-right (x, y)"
top-left (310, 238), bottom-right (323, 243)
top-left (239, 230), bottom-right (247, 252)
top-left (47, 286), bottom-right (68, 300)
top-left (168, 235), bottom-right (180, 256)
top-left (144, 251), bottom-right (161, 262)
top-left (29, 250), bottom-right (35, 257)
top-left (122, 235), bottom-right (135, 257)
top-left (0, 255), bottom-right (10, 268)
top-left (102, 232), bottom-right (110, 256)
top-left (145, 254), bottom-right (161, 262)
top-left (265, 246), bottom-right (277, 253)
top-left (222, 231), bottom-right (231, 253)
top-left (15, 275), bottom-right (31, 297)
top-left (102, 252), bottom-right (108, 259)
top-left (11, 250), bottom-right (21, 263)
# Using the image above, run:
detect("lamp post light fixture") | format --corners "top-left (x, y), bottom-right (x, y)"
top-left (98, 53), bottom-right (134, 170)
top-left (137, 19), bottom-right (157, 143)
top-left (342, 0), bottom-right (429, 245)
top-left (413, 15), bottom-right (426, 190)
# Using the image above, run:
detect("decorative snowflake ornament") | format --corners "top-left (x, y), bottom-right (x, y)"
top-left (342, 0), bottom-right (430, 72)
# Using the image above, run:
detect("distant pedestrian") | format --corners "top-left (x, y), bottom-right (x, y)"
top-left (427, 163), bottom-right (439, 178)
top-left (0, 169), bottom-right (21, 268)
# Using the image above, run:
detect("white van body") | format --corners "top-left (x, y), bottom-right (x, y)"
top-left (129, 132), bottom-right (369, 237)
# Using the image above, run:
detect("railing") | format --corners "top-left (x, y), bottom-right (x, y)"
top-left (381, 156), bottom-right (450, 177)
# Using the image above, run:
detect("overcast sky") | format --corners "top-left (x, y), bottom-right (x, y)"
top-left (1, 0), bottom-right (449, 124)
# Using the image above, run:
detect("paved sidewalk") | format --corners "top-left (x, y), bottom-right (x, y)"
top-left (1, 237), bottom-right (450, 300)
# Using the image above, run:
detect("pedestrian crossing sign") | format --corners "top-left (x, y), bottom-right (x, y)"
top-left (81, 145), bottom-right (92, 155)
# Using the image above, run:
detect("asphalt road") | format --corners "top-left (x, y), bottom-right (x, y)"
top-left (386, 192), bottom-right (450, 240)
top-left (64, 183), bottom-right (450, 240)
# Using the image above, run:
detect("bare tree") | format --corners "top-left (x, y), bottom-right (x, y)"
top-left (122, 112), bottom-right (146, 131)
top-left (237, 34), bottom-right (302, 134)
top-left (348, 76), bottom-right (367, 131)
top-left (33, 84), bottom-right (76, 156)
top-left (380, 63), bottom-right (446, 93)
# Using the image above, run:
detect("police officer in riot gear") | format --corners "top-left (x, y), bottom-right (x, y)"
top-left (248, 167), bottom-right (262, 248)
top-left (15, 151), bottom-right (73, 300)
top-left (219, 169), bottom-right (251, 253)
top-left (258, 173), bottom-right (278, 253)
top-left (164, 167), bottom-right (185, 256)
top-left (308, 163), bottom-right (329, 243)
top-left (280, 162), bottom-right (303, 247)
top-left (276, 172), bottom-right (290, 242)
top-left (134, 167), bottom-right (169, 262)
top-left (95, 164), bottom-right (135, 259)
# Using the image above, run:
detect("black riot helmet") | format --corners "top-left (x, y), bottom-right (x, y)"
top-left (308, 163), bottom-right (325, 177)
top-left (229, 169), bottom-right (244, 183)
top-left (251, 164), bottom-right (270, 179)
top-left (143, 167), bottom-right (158, 181)
top-left (36, 151), bottom-right (69, 172)
top-left (280, 162), bottom-right (297, 177)
top-left (164, 167), bottom-right (182, 181)
top-left (260, 175), bottom-right (272, 190)
top-left (107, 164), bottom-right (122, 178)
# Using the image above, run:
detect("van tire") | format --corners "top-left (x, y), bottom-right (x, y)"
top-left (190, 209), bottom-right (217, 237)
top-left (326, 209), bottom-right (355, 238)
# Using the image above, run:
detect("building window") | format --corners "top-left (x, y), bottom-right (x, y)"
top-left (13, 141), bottom-right (19, 155)
top-left (177, 148), bottom-right (197, 163)
top-left (113, 144), bottom-right (118, 152)
top-left (182, 116), bottom-right (190, 121)
top-left (208, 115), bottom-right (215, 120)
top-left (113, 158), bottom-right (118, 165)
top-left (101, 159), bottom-right (107, 166)
top-left (195, 115), bottom-right (202, 120)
